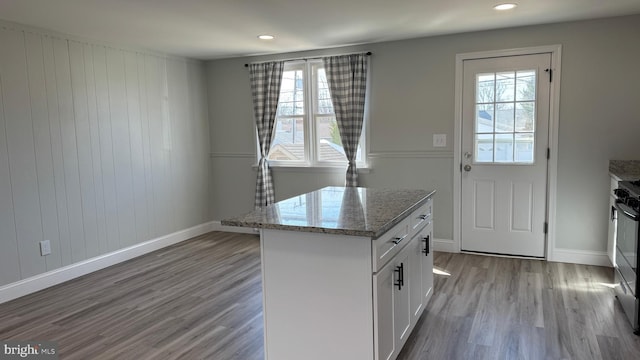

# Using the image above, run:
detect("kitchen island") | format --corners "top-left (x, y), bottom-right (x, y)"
top-left (222, 186), bottom-right (435, 360)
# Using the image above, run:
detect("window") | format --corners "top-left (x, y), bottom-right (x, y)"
top-left (266, 60), bottom-right (366, 167)
top-left (474, 70), bottom-right (536, 164)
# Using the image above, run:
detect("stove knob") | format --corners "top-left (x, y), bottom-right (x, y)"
top-left (614, 188), bottom-right (629, 198)
top-left (626, 198), bottom-right (639, 209)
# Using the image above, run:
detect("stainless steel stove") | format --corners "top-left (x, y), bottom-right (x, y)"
top-left (613, 180), bottom-right (640, 335)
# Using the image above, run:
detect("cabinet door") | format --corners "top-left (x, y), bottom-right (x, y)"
top-left (394, 245), bottom-right (412, 349)
top-left (421, 223), bottom-right (434, 305)
top-left (408, 232), bottom-right (424, 321)
top-left (374, 259), bottom-right (396, 360)
top-left (409, 224), bottom-right (434, 324)
top-left (374, 243), bottom-right (412, 360)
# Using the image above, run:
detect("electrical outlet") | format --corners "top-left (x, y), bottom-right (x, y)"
top-left (433, 134), bottom-right (447, 147)
top-left (40, 240), bottom-right (51, 256)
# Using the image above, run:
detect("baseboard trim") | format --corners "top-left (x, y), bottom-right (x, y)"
top-left (432, 239), bottom-right (611, 267)
top-left (0, 221), bottom-right (216, 305)
top-left (211, 221), bottom-right (259, 234)
top-left (433, 238), bottom-right (456, 253)
top-left (550, 248), bottom-right (612, 267)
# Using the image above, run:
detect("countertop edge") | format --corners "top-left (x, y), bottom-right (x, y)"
top-left (220, 221), bottom-right (377, 238)
top-left (221, 189), bottom-right (435, 239)
top-left (370, 190), bottom-right (435, 239)
top-left (609, 160), bottom-right (640, 181)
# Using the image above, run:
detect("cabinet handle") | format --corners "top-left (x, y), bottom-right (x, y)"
top-left (422, 235), bottom-right (430, 256)
top-left (392, 234), bottom-right (407, 245)
top-left (394, 263), bottom-right (404, 290)
top-left (418, 214), bottom-right (427, 220)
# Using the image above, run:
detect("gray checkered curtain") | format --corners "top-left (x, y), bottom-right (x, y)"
top-left (323, 54), bottom-right (368, 187)
top-left (249, 61), bottom-right (284, 208)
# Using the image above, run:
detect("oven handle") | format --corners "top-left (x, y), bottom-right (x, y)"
top-left (615, 202), bottom-right (639, 222)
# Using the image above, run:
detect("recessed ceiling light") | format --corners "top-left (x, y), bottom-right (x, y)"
top-left (258, 34), bottom-right (275, 40)
top-left (494, 3), bottom-right (517, 10)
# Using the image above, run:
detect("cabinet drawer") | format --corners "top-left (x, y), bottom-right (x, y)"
top-left (410, 199), bottom-right (432, 232)
top-left (373, 220), bottom-right (410, 272)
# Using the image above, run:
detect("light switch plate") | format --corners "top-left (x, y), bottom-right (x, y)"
top-left (433, 134), bottom-right (447, 147)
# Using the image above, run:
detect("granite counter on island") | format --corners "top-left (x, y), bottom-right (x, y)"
top-left (222, 186), bottom-right (436, 360)
top-left (222, 186), bottom-right (435, 238)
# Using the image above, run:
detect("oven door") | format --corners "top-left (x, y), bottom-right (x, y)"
top-left (615, 201), bottom-right (638, 296)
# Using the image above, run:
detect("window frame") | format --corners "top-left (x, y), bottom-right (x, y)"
top-left (472, 70), bottom-right (537, 165)
top-left (259, 60), bottom-right (368, 169)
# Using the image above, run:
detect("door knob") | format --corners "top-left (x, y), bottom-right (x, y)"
top-left (464, 164), bottom-right (472, 172)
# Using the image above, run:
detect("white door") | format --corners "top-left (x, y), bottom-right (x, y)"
top-left (461, 53), bottom-right (551, 257)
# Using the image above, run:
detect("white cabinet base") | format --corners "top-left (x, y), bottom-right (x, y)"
top-left (261, 229), bottom-right (374, 360)
top-left (259, 197), bottom-right (434, 360)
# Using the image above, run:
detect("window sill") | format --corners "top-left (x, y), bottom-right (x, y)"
top-left (251, 164), bottom-right (372, 174)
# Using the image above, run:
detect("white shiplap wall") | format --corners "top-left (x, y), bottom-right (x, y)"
top-left (0, 25), bottom-right (210, 287)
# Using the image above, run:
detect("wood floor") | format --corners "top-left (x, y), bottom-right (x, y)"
top-left (1, 231), bottom-right (639, 359)
top-left (397, 252), bottom-right (640, 360)
top-left (0, 232), bottom-right (264, 360)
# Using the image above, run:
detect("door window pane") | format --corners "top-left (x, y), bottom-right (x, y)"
top-left (515, 102), bottom-right (535, 131)
top-left (515, 134), bottom-right (534, 163)
top-left (477, 74), bottom-right (495, 103)
top-left (473, 69), bottom-right (536, 164)
top-left (496, 103), bottom-right (514, 132)
top-left (516, 71), bottom-right (536, 101)
top-left (496, 72), bottom-right (515, 102)
top-left (495, 134), bottom-right (514, 162)
top-left (475, 134), bottom-right (494, 163)
top-left (476, 104), bottom-right (494, 133)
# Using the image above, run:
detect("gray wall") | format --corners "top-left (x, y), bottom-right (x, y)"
top-left (0, 22), bottom-right (210, 287)
top-left (208, 15), bottom-right (640, 253)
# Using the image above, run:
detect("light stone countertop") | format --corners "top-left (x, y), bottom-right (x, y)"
top-left (221, 186), bottom-right (435, 239)
top-left (609, 160), bottom-right (640, 181)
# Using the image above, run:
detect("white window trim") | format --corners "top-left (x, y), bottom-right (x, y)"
top-left (256, 59), bottom-right (369, 169)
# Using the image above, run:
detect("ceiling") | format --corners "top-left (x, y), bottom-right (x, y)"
top-left (1, 0), bottom-right (639, 60)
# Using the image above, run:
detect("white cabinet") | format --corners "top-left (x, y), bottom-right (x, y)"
top-left (421, 223), bottom-right (434, 305)
top-left (409, 228), bottom-right (425, 321)
top-left (374, 198), bottom-right (434, 360)
top-left (393, 244), bottom-right (412, 349)
top-left (608, 176), bottom-right (618, 267)
top-left (410, 220), bottom-right (433, 321)
top-left (374, 260), bottom-right (396, 360)
top-left (260, 194), bottom-right (435, 360)
top-left (374, 235), bottom-right (413, 360)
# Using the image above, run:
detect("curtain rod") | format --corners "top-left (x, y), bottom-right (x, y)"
top-left (244, 51), bottom-right (371, 67)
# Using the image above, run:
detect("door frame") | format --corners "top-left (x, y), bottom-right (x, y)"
top-left (453, 45), bottom-right (562, 260)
